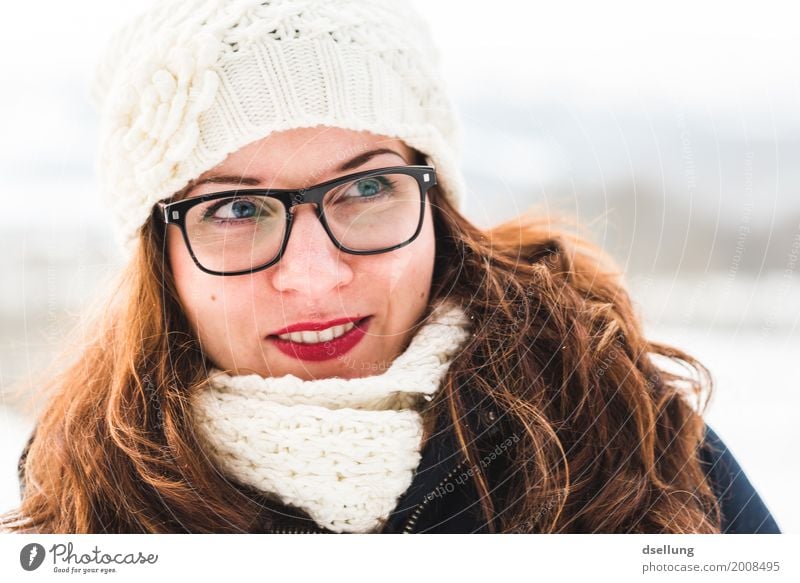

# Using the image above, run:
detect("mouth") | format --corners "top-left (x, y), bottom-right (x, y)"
top-left (267, 316), bottom-right (372, 362)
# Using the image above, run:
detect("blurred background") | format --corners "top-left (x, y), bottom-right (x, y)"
top-left (1, 0), bottom-right (798, 531)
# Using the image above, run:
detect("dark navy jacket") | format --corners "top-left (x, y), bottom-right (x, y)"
top-left (17, 406), bottom-right (781, 534)
top-left (376, 408), bottom-right (782, 534)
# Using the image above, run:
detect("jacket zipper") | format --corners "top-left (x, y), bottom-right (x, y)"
top-left (269, 527), bottom-right (323, 534)
top-left (401, 456), bottom-right (468, 534)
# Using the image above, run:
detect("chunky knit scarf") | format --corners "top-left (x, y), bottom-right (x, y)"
top-left (190, 299), bottom-right (472, 533)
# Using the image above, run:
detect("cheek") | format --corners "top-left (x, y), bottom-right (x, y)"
top-left (368, 205), bottom-right (436, 298)
top-left (166, 228), bottom-right (234, 328)
top-left (407, 215), bottom-right (436, 294)
top-left (166, 229), bottom-right (269, 372)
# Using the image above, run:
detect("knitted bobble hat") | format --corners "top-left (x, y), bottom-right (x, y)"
top-left (91, 0), bottom-right (467, 248)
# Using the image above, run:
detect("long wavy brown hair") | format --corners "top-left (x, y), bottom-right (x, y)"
top-left (1, 172), bottom-right (721, 533)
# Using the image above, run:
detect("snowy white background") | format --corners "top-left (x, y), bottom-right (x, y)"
top-left (1, 0), bottom-right (798, 532)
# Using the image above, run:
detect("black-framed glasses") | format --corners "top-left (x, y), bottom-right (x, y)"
top-left (157, 165), bottom-right (437, 276)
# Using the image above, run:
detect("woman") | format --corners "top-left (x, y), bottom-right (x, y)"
top-left (2, 0), bottom-right (779, 534)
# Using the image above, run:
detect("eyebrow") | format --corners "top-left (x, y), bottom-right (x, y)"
top-left (188, 147), bottom-right (408, 190)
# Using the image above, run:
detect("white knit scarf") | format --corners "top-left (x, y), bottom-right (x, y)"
top-left (190, 299), bottom-right (472, 533)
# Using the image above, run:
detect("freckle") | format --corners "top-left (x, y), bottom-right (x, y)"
top-left (210, 294), bottom-right (217, 301)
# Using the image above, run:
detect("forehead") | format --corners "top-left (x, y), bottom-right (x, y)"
top-left (204, 127), bottom-right (415, 178)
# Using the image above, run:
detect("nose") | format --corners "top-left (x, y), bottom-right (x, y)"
top-left (270, 204), bottom-right (354, 295)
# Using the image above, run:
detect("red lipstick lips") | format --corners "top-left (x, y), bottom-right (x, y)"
top-left (268, 316), bottom-right (372, 362)
top-left (269, 316), bottom-right (364, 336)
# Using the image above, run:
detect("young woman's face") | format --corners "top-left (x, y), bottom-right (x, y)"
top-left (167, 126), bottom-right (436, 379)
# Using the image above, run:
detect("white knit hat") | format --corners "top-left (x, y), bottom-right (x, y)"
top-left (91, 0), bottom-right (467, 248)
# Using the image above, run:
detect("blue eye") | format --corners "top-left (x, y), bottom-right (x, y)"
top-left (198, 196), bottom-right (282, 224)
top-left (205, 199), bottom-right (258, 221)
top-left (227, 200), bottom-right (256, 218)
top-left (341, 176), bottom-right (395, 201)
top-left (356, 178), bottom-right (384, 197)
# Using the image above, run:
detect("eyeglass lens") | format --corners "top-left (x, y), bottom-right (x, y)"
top-left (183, 172), bottom-right (422, 273)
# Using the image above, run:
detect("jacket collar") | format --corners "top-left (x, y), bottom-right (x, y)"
top-left (380, 396), bottom-right (505, 533)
